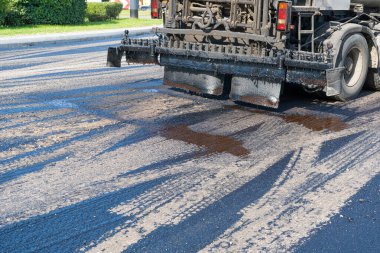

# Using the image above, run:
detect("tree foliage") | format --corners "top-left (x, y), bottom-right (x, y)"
top-left (0, 0), bottom-right (11, 25)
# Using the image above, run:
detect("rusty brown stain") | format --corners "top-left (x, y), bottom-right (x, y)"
top-left (283, 114), bottom-right (347, 132)
top-left (224, 105), bottom-right (347, 132)
top-left (161, 125), bottom-right (250, 157)
top-left (164, 79), bottom-right (203, 94)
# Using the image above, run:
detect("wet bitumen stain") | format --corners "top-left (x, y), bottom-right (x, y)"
top-left (283, 114), bottom-right (346, 132)
top-left (0, 176), bottom-right (172, 253)
top-left (113, 122), bottom-right (258, 178)
top-left (161, 125), bottom-right (249, 157)
top-left (113, 116), bottom-right (256, 175)
top-left (224, 105), bottom-right (348, 132)
top-left (97, 108), bottom-right (226, 156)
top-left (124, 152), bottom-right (294, 253)
top-left (294, 173), bottom-right (380, 253)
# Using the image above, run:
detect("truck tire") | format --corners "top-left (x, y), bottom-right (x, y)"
top-left (365, 68), bottom-right (380, 91)
top-left (335, 33), bottom-right (369, 101)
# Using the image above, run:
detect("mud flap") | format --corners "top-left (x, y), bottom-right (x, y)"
top-left (164, 67), bottom-right (225, 96)
top-left (124, 48), bottom-right (158, 64)
top-left (107, 43), bottom-right (158, 67)
top-left (326, 67), bottom-right (345, 96)
top-left (106, 47), bottom-right (124, 67)
top-left (230, 76), bottom-right (283, 108)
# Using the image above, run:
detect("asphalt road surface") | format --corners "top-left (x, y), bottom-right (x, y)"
top-left (0, 37), bottom-right (379, 253)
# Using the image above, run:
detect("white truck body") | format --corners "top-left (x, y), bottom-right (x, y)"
top-left (313, 0), bottom-right (379, 10)
top-left (313, 0), bottom-right (350, 10)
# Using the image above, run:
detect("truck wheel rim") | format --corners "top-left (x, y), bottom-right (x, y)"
top-left (343, 47), bottom-right (363, 88)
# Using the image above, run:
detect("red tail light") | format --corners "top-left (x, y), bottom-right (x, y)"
top-left (151, 0), bottom-right (159, 18)
top-left (277, 2), bottom-right (289, 31)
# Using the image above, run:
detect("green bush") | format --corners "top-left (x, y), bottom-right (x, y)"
top-left (86, 2), bottom-right (123, 22)
top-left (0, 0), bottom-right (11, 25)
top-left (106, 2), bottom-right (123, 19)
top-left (6, 0), bottom-right (86, 26)
top-left (86, 3), bottom-right (107, 22)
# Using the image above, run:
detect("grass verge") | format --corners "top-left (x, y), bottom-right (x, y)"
top-left (0, 17), bottom-right (161, 36)
top-left (120, 10), bottom-right (152, 19)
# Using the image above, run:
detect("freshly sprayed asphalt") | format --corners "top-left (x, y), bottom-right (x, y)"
top-left (0, 38), bottom-right (379, 252)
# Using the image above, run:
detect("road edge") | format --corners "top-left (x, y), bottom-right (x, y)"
top-left (0, 27), bottom-right (153, 49)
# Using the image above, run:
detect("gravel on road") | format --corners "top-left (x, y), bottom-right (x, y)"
top-left (0, 38), bottom-right (379, 252)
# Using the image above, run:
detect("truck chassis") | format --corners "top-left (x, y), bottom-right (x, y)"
top-left (107, 0), bottom-right (380, 108)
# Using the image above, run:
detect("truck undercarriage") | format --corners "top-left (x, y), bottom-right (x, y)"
top-left (107, 0), bottom-right (380, 108)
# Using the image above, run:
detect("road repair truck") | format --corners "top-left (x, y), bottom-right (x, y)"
top-left (107, 0), bottom-right (380, 108)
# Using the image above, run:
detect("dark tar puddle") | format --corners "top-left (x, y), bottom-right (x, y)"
top-left (224, 105), bottom-right (348, 132)
top-left (160, 124), bottom-right (250, 157)
top-left (283, 114), bottom-right (347, 132)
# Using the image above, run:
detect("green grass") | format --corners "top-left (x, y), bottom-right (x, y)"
top-left (120, 10), bottom-right (151, 19)
top-left (0, 16), bottom-right (162, 36)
